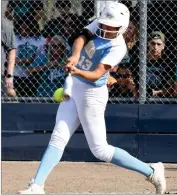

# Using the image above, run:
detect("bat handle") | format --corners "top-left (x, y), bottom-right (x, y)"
top-left (64, 72), bottom-right (73, 98)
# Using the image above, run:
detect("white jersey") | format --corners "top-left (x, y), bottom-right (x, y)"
top-left (74, 19), bottom-right (127, 87)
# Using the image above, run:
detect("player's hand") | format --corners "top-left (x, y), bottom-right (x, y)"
top-left (6, 77), bottom-right (13, 88)
top-left (65, 55), bottom-right (80, 73)
top-left (65, 63), bottom-right (80, 75)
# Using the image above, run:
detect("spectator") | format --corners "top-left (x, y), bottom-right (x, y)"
top-left (1, 17), bottom-right (17, 97)
top-left (124, 20), bottom-right (139, 51)
top-left (42, 0), bottom-right (88, 43)
top-left (123, 9), bottom-right (140, 68)
top-left (13, 15), bottom-right (46, 97)
top-left (108, 19), bottom-right (139, 97)
top-left (134, 31), bottom-right (176, 97)
top-left (109, 65), bottom-right (138, 98)
top-left (5, 0), bottom-right (43, 33)
top-left (147, 0), bottom-right (177, 64)
top-left (28, 36), bottom-right (68, 97)
top-left (121, 19), bottom-right (139, 66)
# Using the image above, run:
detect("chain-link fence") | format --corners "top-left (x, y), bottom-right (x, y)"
top-left (1, 0), bottom-right (177, 104)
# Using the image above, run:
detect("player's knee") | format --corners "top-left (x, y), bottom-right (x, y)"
top-left (49, 133), bottom-right (67, 151)
top-left (90, 144), bottom-right (115, 162)
top-left (49, 127), bottom-right (69, 151)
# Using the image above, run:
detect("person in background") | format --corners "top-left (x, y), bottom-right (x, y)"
top-left (123, 17), bottom-right (140, 72)
top-left (28, 36), bottom-right (68, 97)
top-left (109, 65), bottom-right (138, 98)
top-left (13, 14), bottom-right (46, 97)
top-left (133, 31), bottom-right (176, 97)
top-left (1, 17), bottom-right (17, 97)
top-left (124, 19), bottom-right (139, 51)
top-left (108, 19), bottom-right (139, 97)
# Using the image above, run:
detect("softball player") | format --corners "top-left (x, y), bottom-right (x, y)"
top-left (19, 2), bottom-right (166, 194)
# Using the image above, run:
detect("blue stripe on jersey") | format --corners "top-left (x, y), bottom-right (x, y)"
top-left (74, 36), bottom-right (112, 87)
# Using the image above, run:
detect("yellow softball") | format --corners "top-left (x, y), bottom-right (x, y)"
top-left (53, 88), bottom-right (65, 103)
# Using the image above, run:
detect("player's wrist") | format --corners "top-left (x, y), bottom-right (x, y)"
top-left (75, 68), bottom-right (82, 76)
top-left (72, 52), bottom-right (80, 60)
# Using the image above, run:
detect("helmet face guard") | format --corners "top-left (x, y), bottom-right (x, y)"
top-left (95, 23), bottom-right (123, 40)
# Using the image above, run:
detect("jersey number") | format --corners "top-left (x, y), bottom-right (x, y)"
top-left (78, 56), bottom-right (92, 70)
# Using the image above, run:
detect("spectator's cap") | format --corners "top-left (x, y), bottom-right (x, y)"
top-left (148, 31), bottom-right (165, 43)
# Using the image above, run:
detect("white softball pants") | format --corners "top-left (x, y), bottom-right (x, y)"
top-left (49, 77), bottom-right (115, 162)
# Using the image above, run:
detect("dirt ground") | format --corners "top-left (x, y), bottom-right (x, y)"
top-left (1, 162), bottom-right (177, 194)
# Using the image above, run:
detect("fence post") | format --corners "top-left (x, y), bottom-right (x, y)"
top-left (139, 0), bottom-right (147, 104)
top-left (95, 0), bottom-right (108, 18)
top-left (95, 0), bottom-right (102, 18)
